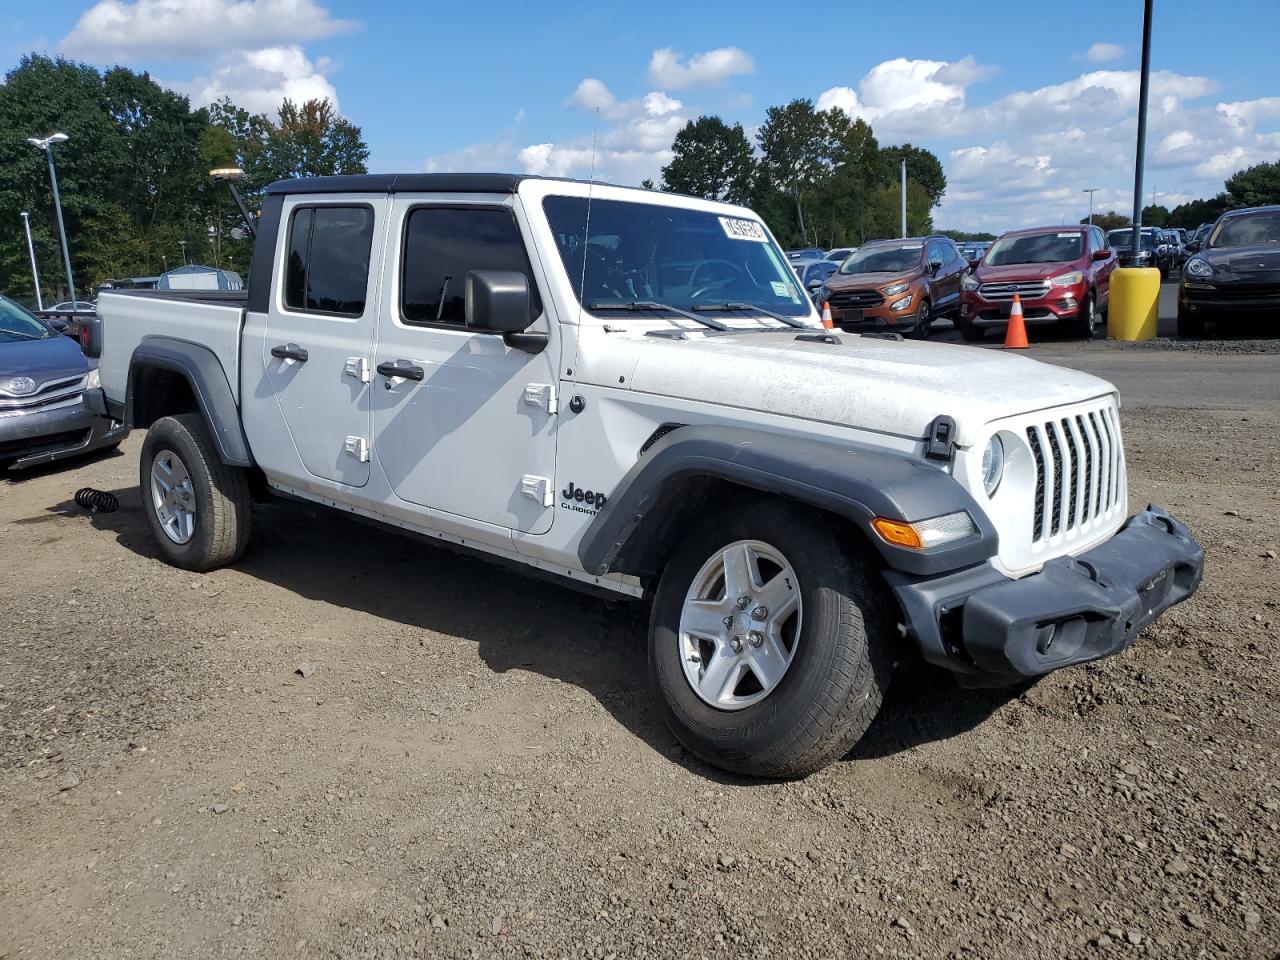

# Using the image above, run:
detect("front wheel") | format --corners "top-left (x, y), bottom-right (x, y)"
top-left (1177, 303), bottom-right (1206, 338)
top-left (140, 413), bottom-right (252, 571)
top-left (649, 498), bottom-right (892, 778)
top-left (906, 299), bottom-right (932, 339)
top-left (1070, 293), bottom-right (1098, 339)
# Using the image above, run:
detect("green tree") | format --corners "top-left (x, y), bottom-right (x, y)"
top-left (1141, 204), bottom-right (1170, 227)
top-left (939, 229), bottom-right (996, 242)
top-left (660, 116), bottom-right (754, 204)
top-left (1223, 160), bottom-right (1280, 208)
top-left (756, 99), bottom-right (844, 245)
top-left (1083, 210), bottom-right (1131, 232)
top-left (879, 143), bottom-right (947, 209)
top-left (1167, 195), bottom-right (1228, 229)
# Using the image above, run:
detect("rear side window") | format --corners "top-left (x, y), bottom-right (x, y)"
top-left (284, 205), bottom-right (375, 316)
top-left (400, 206), bottom-right (542, 326)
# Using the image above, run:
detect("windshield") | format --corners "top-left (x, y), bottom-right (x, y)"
top-left (1108, 230), bottom-right (1156, 251)
top-left (542, 196), bottom-right (808, 316)
top-left (0, 296), bottom-right (53, 343)
top-left (839, 244), bottom-right (922, 275)
top-left (1211, 211), bottom-right (1280, 248)
top-left (986, 232), bottom-right (1083, 266)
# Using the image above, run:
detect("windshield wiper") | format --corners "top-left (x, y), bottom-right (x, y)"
top-left (1, 329), bottom-right (49, 341)
top-left (587, 301), bottom-right (727, 332)
top-left (693, 302), bottom-right (807, 329)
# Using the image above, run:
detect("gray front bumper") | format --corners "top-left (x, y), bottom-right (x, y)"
top-left (886, 505), bottom-right (1204, 686)
top-left (0, 392), bottom-right (127, 469)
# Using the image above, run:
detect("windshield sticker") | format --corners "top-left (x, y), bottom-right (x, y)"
top-left (1057, 232), bottom-right (1078, 238)
top-left (770, 280), bottom-right (791, 297)
top-left (718, 217), bottom-right (769, 242)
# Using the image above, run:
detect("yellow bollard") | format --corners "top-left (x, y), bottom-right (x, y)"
top-left (1107, 267), bottom-right (1161, 341)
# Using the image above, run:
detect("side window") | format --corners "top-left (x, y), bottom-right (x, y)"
top-left (927, 241), bottom-right (944, 265)
top-left (401, 206), bottom-right (543, 326)
top-left (283, 205), bottom-right (375, 316)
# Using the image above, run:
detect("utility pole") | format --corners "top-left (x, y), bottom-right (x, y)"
top-left (900, 155), bottom-right (907, 238)
top-left (178, 239), bottom-right (188, 266)
top-left (1083, 188), bottom-right (1100, 226)
top-left (27, 133), bottom-right (75, 302)
top-left (20, 212), bottom-right (44, 310)
top-left (1130, 0), bottom-right (1153, 262)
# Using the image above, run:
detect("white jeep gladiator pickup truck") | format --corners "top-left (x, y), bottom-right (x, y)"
top-left (88, 173), bottom-right (1203, 777)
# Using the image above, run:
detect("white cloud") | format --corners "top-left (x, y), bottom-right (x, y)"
top-left (1217, 96), bottom-right (1280, 132)
top-left (1082, 42), bottom-right (1125, 63)
top-left (182, 45), bottom-right (338, 114)
top-left (60, 0), bottom-right (357, 62)
top-left (648, 46), bottom-right (754, 90)
top-left (567, 78), bottom-right (616, 113)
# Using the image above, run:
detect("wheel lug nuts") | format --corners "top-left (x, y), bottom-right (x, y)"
top-left (736, 595), bottom-right (751, 610)
top-left (751, 605), bottom-right (768, 621)
top-left (730, 637), bottom-right (743, 654)
top-left (723, 616), bottom-right (734, 628)
top-left (749, 631), bottom-right (764, 648)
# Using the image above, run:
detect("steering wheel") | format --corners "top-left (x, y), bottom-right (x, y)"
top-left (688, 258), bottom-right (744, 300)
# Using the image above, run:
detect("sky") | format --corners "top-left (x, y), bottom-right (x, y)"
top-left (5, 0), bottom-right (1280, 231)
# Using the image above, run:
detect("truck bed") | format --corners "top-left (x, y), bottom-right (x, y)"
top-left (97, 289), bottom-right (248, 409)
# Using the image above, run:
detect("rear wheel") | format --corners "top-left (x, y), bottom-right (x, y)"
top-left (649, 497), bottom-right (892, 778)
top-left (140, 413), bottom-right (251, 571)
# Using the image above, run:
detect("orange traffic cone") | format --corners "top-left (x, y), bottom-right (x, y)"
top-left (821, 301), bottom-right (834, 329)
top-left (1003, 294), bottom-right (1029, 349)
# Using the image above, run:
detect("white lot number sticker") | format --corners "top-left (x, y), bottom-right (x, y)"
top-left (719, 217), bottom-right (769, 242)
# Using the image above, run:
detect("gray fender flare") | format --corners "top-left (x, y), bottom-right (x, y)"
top-left (577, 425), bottom-right (998, 579)
top-left (126, 336), bottom-right (254, 467)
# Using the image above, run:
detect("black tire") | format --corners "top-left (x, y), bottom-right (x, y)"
top-left (958, 319), bottom-right (985, 342)
top-left (1176, 303), bottom-right (1206, 338)
top-left (649, 497), bottom-right (893, 779)
top-left (1070, 293), bottom-right (1098, 340)
top-left (139, 413), bottom-right (251, 571)
top-left (906, 299), bottom-right (932, 339)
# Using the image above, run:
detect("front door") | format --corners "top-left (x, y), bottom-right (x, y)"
top-left (371, 198), bottom-right (559, 534)
top-left (262, 197), bottom-right (386, 487)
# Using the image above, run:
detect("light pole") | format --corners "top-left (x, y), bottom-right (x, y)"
top-left (20, 212), bottom-right (44, 310)
top-left (1130, 0), bottom-right (1153, 260)
top-left (1083, 188), bottom-right (1100, 226)
top-left (178, 240), bottom-right (188, 266)
top-left (27, 133), bottom-right (76, 303)
top-left (900, 155), bottom-right (907, 238)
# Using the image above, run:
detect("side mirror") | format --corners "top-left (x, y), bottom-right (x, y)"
top-left (47, 318), bottom-right (68, 333)
top-left (465, 270), bottom-right (546, 354)
top-left (967, 258), bottom-right (981, 271)
top-left (1185, 240), bottom-right (1201, 253)
top-left (1091, 248), bottom-right (1110, 261)
top-left (806, 277), bottom-right (824, 290)
top-left (929, 259), bottom-right (943, 276)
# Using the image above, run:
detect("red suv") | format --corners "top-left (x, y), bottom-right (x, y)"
top-left (958, 225), bottom-right (1116, 341)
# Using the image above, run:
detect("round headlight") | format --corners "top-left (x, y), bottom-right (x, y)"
top-left (981, 435), bottom-right (1005, 497)
top-left (1184, 257), bottom-right (1214, 278)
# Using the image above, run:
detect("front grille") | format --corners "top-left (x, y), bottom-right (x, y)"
top-left (828, 289), bottom-right (885, 309)
top-left (1025, 405), bottom-right (1123, 544)
top-left (979, 280), bottom-right (1051, 301)
top-left (0, 374), bottom-right (86, 410)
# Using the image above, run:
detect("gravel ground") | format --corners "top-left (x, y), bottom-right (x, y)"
top-left (1, 339), bottom-right (1277, 960)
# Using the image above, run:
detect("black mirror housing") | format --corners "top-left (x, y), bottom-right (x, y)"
top-left (464, 270), bottom-right (546, 353)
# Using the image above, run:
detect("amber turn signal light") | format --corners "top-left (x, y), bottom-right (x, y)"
top-left (871, 518), bottom-right (924, 550)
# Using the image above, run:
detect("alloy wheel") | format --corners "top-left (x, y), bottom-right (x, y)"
top-left (150, 449), bottom-right (196, 544)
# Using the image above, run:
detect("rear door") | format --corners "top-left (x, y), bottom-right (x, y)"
top-left (370, 196), bottom-right (559, 535)
top-left (261, 196), bottom-right (386, 487)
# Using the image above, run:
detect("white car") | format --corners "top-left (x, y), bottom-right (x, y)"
top-left (89, 173), bottom-right (1204, 778)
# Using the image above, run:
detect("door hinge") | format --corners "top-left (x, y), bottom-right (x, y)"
top-left (524, 382), bottom-right (558, 414)
top-left (520, 474), bottom-right (554, 508)
top-left (344, 436), bottom-right (370, 462)
top-left (344, 357), bottom-right (371, 383)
